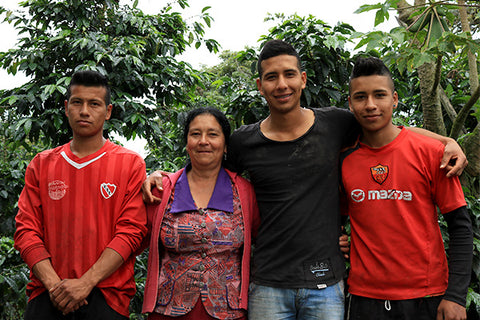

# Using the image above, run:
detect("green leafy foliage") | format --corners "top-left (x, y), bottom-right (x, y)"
top-left (0, 0), bottom-right (219, 151)
top-left (0, 237), bottom-right (29, 319)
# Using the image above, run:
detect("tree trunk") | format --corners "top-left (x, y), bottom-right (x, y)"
top-left (458, 0), bottom-right (479, 95)
top-left (463, 123), bottom-right (480, 192)
top-left (457, 0), bottom-right (479, 180)
top-left (417, 62), bottom-right (447, 135)
top-left (397, 0), bottom-right (446, 135)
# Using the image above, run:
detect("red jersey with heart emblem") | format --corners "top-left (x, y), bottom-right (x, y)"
top-left (14, 140), bottom-right (147, 317)
top-left (341, 128), bottom-right (466, 300)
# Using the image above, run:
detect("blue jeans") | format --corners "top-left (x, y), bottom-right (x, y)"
top-left (248, 280), bottom-right (345, 320)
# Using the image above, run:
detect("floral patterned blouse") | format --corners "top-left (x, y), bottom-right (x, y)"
top-left (154, 168), bottom-right (246, 319)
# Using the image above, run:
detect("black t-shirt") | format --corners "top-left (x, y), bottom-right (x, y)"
top-left (228, 107), bottom-right (359, 288)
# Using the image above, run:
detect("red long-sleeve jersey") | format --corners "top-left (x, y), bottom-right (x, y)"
top-left (14, 140), bottom-right (147, 317)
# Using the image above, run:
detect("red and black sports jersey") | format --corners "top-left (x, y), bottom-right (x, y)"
top-left (341, 128), bottom-right (466, 300)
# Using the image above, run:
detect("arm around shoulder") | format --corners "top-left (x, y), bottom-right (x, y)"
top-left (406, 127), bottom-right (467, 177)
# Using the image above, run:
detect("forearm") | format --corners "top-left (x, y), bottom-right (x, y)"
top-left (407, 127), bottom-right (467, 176)
top-left (406, 127), bottom-right (453, 145)
top-left (32, 259), bottom-right (62, 291)
top-left (443, 206), bottom-right (473, 306)
top-left (80, 248), bottom-right (124, 289)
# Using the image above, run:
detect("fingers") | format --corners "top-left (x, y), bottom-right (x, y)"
top-left (48, 279), bottom-right (91, 315)
top-left (443, 158), bottom-right (468, 178)
top-left (440, 140), bottom-right (468, 177)
top-left (142, 171), bottom-right (165, 204)
top-left (339, 233), bottom-right (350, 259)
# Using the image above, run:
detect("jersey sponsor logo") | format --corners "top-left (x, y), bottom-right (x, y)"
top-left (350, 189), bottom-right (413, 202)
top-left (370, 164), bottom-right (389, 184)
top-left (351, 189), bottom-right (365, 202)
top-left (100, 183), bottom-right (117, 199)
top-left (48, 180), bottom-right (68, 200)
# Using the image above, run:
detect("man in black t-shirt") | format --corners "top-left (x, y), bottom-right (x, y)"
top-left (228, 39), bottom-right (356, 320)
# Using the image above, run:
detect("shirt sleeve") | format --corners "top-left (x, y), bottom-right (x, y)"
top-left (226, 129), bottom-right (244, 174)
top-left (336, 108), bottom-right (360, 149)
top-left (432, 144), bottom-right (467, 213)
top-left (14, 155), bottom-right (52, 269)
top-left (106, 156), bottom-right (147, 261)
top-left (442, 206), bottom-right (473, 307)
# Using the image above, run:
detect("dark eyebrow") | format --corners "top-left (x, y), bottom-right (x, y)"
top-left (263, 68), bottom-right (299, 79)
top-left (263, 71), bottom-right (278, 79)
top-left (352, 89), bottom-right (388, 96)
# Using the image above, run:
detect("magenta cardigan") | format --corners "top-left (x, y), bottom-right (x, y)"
top-left (142, 168), bottom-right (260, 313)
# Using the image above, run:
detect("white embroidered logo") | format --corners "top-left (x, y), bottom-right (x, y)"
top-left (48, 180), bottom-right (68, 200)
top-left (100, 183), bottom-right (117, 199)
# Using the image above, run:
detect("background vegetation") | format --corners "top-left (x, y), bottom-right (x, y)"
top-left (0, 0), bottom-right (478, 318)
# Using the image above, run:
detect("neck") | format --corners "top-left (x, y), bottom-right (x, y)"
top-left (70, 134), bottom-right (107, 158)
top-left (187, 164), bottom-right (221, 183)
top-left (262, 107), bottom-right (314, 141)
top-left (187, 165), bottom-right (221, 208)
top-left (361, 125), bottom-right (401, 148)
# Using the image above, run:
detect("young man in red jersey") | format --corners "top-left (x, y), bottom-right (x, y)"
top-left (341, 57), bottom-right (472, 320)
top-left (14, 70), bottom-right (147, 319)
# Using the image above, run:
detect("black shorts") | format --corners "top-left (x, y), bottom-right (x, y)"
top-left (346, 294), bottom-right (443, 320)
top-left (24, 287), bottom-right (128, 320)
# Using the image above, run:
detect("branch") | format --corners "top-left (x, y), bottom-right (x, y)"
top-left (438, 85), bottom-right (458, 123)
top-left (450, 84), bottom-right (480, 139)
top-left (458, 0), bottom-right (479, 94)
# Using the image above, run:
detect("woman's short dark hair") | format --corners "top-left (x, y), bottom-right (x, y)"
top-left (183, 107), bottom-right (231, 147)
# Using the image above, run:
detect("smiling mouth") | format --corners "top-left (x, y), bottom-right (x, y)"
top-left (276, 93), bottom-right (293, 100)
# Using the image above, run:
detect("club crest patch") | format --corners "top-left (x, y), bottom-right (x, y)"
top-left (48, 180), bottom-right (68, 200)
top-left (370, 164), bottom-right (389, 185)
top-left (100, 183), bottom-right (117, 199)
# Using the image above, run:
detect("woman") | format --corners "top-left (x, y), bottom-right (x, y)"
top-left (142, 107), bottom-right (260, 320)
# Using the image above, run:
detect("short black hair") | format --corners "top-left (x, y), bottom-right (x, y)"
top-left (183, 107), bottom-right (231, 148)
top-left (257, 40), bottom-right (302, 78)
top-left (66, 70), bottom-right (111, 106)
top-left (349, 57), bottom-right (394, 94)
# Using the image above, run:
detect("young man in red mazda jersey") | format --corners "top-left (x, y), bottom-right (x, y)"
top-left (14, 70), bottom-right (147, 319)
top-left (341, 57), bottom-right (472, 320)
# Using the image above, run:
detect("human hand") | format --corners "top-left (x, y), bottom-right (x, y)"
top-left (49, 279), bottom-right (91, 315)
top-left (436, 299), bottom-right (466, 320)
top-left (339, 233), bottom-right (350, 259)
top-left (441, 139), bottom-right (468, 177)
top-left (142, 170), bottom-right (167, 204)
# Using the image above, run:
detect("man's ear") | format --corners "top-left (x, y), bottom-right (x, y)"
top-left (348, 96), bottom-right (353, 113)
top-left (256, 78), bottom-right (264, 96)
top-left (105, 104), bottom-right (113, 120)
top-left (64, 100), bottom-right (69, 117)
